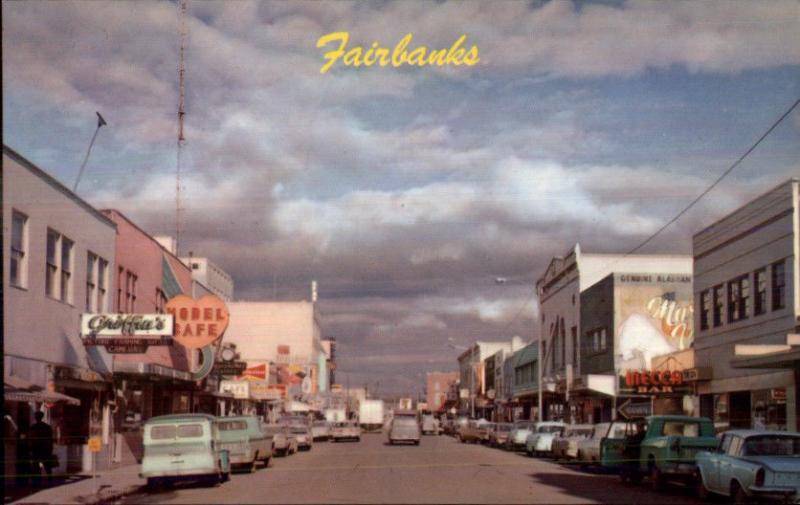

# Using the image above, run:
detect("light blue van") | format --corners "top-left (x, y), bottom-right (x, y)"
top-left (141, 414), bottom-right (231, 487)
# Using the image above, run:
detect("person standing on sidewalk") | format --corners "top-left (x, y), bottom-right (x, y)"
top-left (28, 412), bottom-right (55, 486)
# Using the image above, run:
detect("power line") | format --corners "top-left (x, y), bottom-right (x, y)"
top-left (498, 96), bottom-right (800, 334)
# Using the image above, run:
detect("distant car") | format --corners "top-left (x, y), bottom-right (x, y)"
top-left (311, 420), bottom-right (330, 441)
top-left (140, 414), bottom-right (231, 487)
top-left (488, 423), bottom-right (513, 448)
top-left (280, 415), bottom-right (311, 429)
top-left (507, 421), bottom-right (536, 451)
top-left (452, 417), bottom-right (469, 437)
top-left (265, 424), bottom-right (298, 457)
top-left (525, 421), bottom-right (566, 457)
top-left (695, 430), bottom-right (800, 503)
top-left (478, 422), bottom-right (496, 444)
top-left (421, 415), bottom-right (439, 435)
top-left (216, 415), bottom-right (273, 472)
top-left (458, 420), bottom-right (485, 444)
top-left (331, 421), bottom-right (361, 442)
top-left (551, 424), bottom-right (593, 460)
top-left (388, 413), bottom-right (421, 445)
top-left (290, 424), bottom-right (313, 450)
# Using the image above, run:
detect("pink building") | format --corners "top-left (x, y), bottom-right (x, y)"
top-left (100, 210), bottom-right (197, 463)
top-left (427, 371), bottom-right (459, 412)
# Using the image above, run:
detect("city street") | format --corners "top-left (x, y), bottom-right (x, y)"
top-left (117, 434), bottom-right (702, 504)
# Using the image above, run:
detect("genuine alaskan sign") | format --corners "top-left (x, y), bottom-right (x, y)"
top-left (81, 314), bottom-right (174, 353)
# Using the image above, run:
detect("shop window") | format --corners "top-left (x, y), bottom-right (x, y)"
top-left (699, 289), bottom-right (711, 330)
top-left (728, 275), bottom-right (749, 323)
top-left (712, 285), bottom-right (724, 327)
top-left (772, 260), bottom-right (786, 310)
top-left (754, 268), bottom-right (767, 316)
top-left (10, 210), bottom-right (28, 288)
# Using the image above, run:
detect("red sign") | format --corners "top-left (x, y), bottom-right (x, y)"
top-left (241, 364), bottom-right (267, 380)
top-left (166, 295), bottom-right (230, 349)
top-left (620, 369), bottom-right (690, 395)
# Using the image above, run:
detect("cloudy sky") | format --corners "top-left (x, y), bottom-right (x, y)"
top-left (4, 0), bottom-right (799, 397)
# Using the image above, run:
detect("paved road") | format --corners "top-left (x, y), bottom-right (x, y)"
top-left (117, 434), bottom-right (704, 504)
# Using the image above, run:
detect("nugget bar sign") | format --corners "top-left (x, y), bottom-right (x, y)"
top-left (81, 314), bottom-right (174, 353)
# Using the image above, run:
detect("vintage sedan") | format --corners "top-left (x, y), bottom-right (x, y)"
top-left (311, 420), bottom-right (331, 441)
top-left (265, 423), bottom-right (298, 457)
top-left (388, 412), bottom-right (421, 445)
top-left (507, 421), bottom-right (537, 451)
top-left (141, 414), bottom-right (231, 487)
top-left (291, 424), bottom-right (314, 450)
top-left (695, 430), bottom-right (800, 504)
top-left (526, 421), bottom-right (566, 457)
top-left (488, 423), bottom-right (513, 448)
top-left (216, 415), bottom-right (272, 472)
top-left (421, 415), bottom-right (439, 435)
top-left (331, 421), bottom-right (362, 442)
top-left (577, 422), bottom-right (630, 465)
top-left (552, 424), bottom-right (593, 460)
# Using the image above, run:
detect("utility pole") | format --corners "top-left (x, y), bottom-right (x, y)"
top-left (73, 112), bottom-right (107, 192)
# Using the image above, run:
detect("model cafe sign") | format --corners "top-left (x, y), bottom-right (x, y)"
top-left (619, 369), bottom-right (692, 395)
top-left (81, 294), bottom-right (229, 353)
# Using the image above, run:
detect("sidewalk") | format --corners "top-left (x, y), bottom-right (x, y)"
top-left (9, 463), bottom-right (144, 505)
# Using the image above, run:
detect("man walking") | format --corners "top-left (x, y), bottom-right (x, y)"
top-left (28, 412), bottom-right (55, 486)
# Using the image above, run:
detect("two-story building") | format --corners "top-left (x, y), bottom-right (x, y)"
top-left (693, 178), bottom-right (800, 432)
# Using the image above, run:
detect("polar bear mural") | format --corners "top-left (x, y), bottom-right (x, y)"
top-left (616, 313), bottom-right (677, 370)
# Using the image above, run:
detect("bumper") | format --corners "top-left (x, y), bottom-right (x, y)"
top-left (141, 467), bottom-right (218, 479)
top-left (749, 485), bottom-right (799, 503)
top-left (659, 462), bottom-right (697, 476)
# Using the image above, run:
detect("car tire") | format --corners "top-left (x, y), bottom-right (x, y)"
top-left (731, 481), bottom-right (748, 505)
top-left (356, 437), bottom-right (361, 442)
top-left (414, 440), bottom-right (420, 446)
top-left (695, 472), bottom-right (710, 500)
top-left (650, 465), bottom-right (665, 492)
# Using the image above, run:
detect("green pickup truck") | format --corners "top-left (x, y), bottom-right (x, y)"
top-left (601, 415), bottom-right (718, 491)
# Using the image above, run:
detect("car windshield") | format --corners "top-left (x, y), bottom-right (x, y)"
top-left (217, 420), bottom-right (247, 431)
top-left (394, 417), bottom-right (417, 426)
top-left (497, 424), bottom-right (512, 432)
top-left (537, 425), bottom-right (563, 434)
top-left (291, 427), bottom-right (308, 434)
top-left (514, 422), bottom-right (531, 430)
top-left (743, 435), bottom-right (800, 456)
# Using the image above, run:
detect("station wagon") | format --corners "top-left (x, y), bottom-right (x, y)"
top-left (217, 415), bottom-right (273, 472)
top-left (140, 414), bottom-right (231, 487)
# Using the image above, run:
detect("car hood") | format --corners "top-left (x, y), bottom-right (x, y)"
top-left (740, 456), bottom-right (800, 473)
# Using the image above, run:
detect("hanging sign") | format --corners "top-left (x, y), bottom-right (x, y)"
top-left (81, 314), bottom-right (173, 353)
top-left (619, 369), bottom-right (692, 395)
top-left (212, 361), bottom-right (247, 377)
top-left (166, 294), bottom-right (230, 349)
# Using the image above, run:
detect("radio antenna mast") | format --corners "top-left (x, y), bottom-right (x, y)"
top-left (176, 0), bottom-right (188, 255)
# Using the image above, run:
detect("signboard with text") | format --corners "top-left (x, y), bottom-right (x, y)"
top-left (81, 313), bottom-right (173, 353)
top-left (619, 369), bottom-right (693, 396)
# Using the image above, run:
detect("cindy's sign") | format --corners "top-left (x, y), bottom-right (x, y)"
top-left (619, 369), bottom-right (692, 395)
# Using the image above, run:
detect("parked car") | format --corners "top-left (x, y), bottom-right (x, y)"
top-left (458, 419), bottom-right (485, 443)
top-left (311, 420), bottom-right (331, 441)
top-left (452, 417), bottom-right (469, 437)
top-left (421, 415), bottom-right (439, 435)
top-left (478, 422), bottom-right (496, 444)
top-left (216, 415), bottom-right (273, 472)
top-left (280, 415), bottom-right (311, 428)
top-left (551, 424), bottom-right (593, 460)
top-left (577, 422), bottom-right (627, 465)
top-left (507, 421), bottom-right (537, 451)
top-left (291, 424), bottom-right (314, 450)
top-left (331, 421), bottom-right (362, 442)
top-left (388, 412), bottom-right (421, 445)
top-left (695, 430), bottom-right (800, 503)
top-left (525, 421), bottom-right (566, 457)
top-left (140, 413), bottom-right (231, 488)
top-left (488, 423), bottom-right (513, 448)
top-left (603, 415), bottom-right (718, 491)
top-left (265, 423), bottom-right (298, 457)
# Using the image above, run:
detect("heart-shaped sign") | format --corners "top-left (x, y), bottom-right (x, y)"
top-left (166, 294), bottom-right (230, 349)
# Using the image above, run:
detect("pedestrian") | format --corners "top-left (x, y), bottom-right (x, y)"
top-left (28, 412), bottom-right (55, 486)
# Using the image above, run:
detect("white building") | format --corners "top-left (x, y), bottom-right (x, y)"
top-left (4, 146), bottom-right (118, 476)
top-left (225, 301), bottom-right (328, 394)
top-left (536, 244), bottom-right (693, 421)
top-left (179, 256), bottom-right (234, 302)
top-left (457, 337), bottom-right (524, 418)
top-left (693, 178), bottom-right (799, 432)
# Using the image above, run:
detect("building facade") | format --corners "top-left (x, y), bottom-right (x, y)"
top-left (4, 146), bottom-right (118, 477)
top-left (693, 179), bottom-right (800, 432)
top-left (426, 371), bottom-right (459, 412)
top-left (457, 337), bottom-right (524, 418)
top-left (179, 256), bottom-right (234, 302)
top-left (511, 342), bottom-right (539, 421)
top-left (536, 244), bottom-right (693, 422)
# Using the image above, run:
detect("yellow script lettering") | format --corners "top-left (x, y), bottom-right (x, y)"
top-left (317, 31), bottom-right (349, 74)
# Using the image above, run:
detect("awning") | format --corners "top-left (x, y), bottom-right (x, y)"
top-left (4, 376), bottom-right (81, 406)
top-left (113, 362), bottom-right (192, 381)
top-left (570, 374), bottom-right (616, 397)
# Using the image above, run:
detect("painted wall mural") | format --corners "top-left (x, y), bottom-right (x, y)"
top-left (614, 273), bottom-right (693, 372)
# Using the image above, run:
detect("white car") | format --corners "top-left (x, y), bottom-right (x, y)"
top-left (266, 424), bottom-right (298, 457)
top-left (311, 421), bottom-right (330, 441)
top-left (291, 424), bottom-right (313, 450)
top-left (576, 421), bottom-right (631, 465)
top-left (331, 421), bottom-right (361, 442)
top-left (525, 421), bottom-right (566, 457)
top-left (551, 424), bottom-right (593, 460)
top-left (507, 421), bottom-right (536, 451)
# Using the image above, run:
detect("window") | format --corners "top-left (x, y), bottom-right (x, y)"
top-left (699, 289), bottom-right (711, 330)
top-left (712, 285), bottom-right (724, 327)
top-left (10, 211), bottom-right (28, 287)
top-left (60, 236), bottom-right (73, 303)
top-left (772, 260), bottom-right (786, 310)
top-left (155, 288), bottom-right (167, 313)
top-left (117, 267), bottom-right (125, 311)
top-left (728, 275), bottom-right (749, 323)
top-left (754, 268), bottom-right (767, 316)
top-left (86, 253), bottom-right (97, 311)
top-left (587, 327), bottom-right (607, 353)
top-left (97, 258), bottom-right (108, 312)
top-left (124, 271), bottom-right (137, 312)
top-left (46, 229), bottom-right (59, 298)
